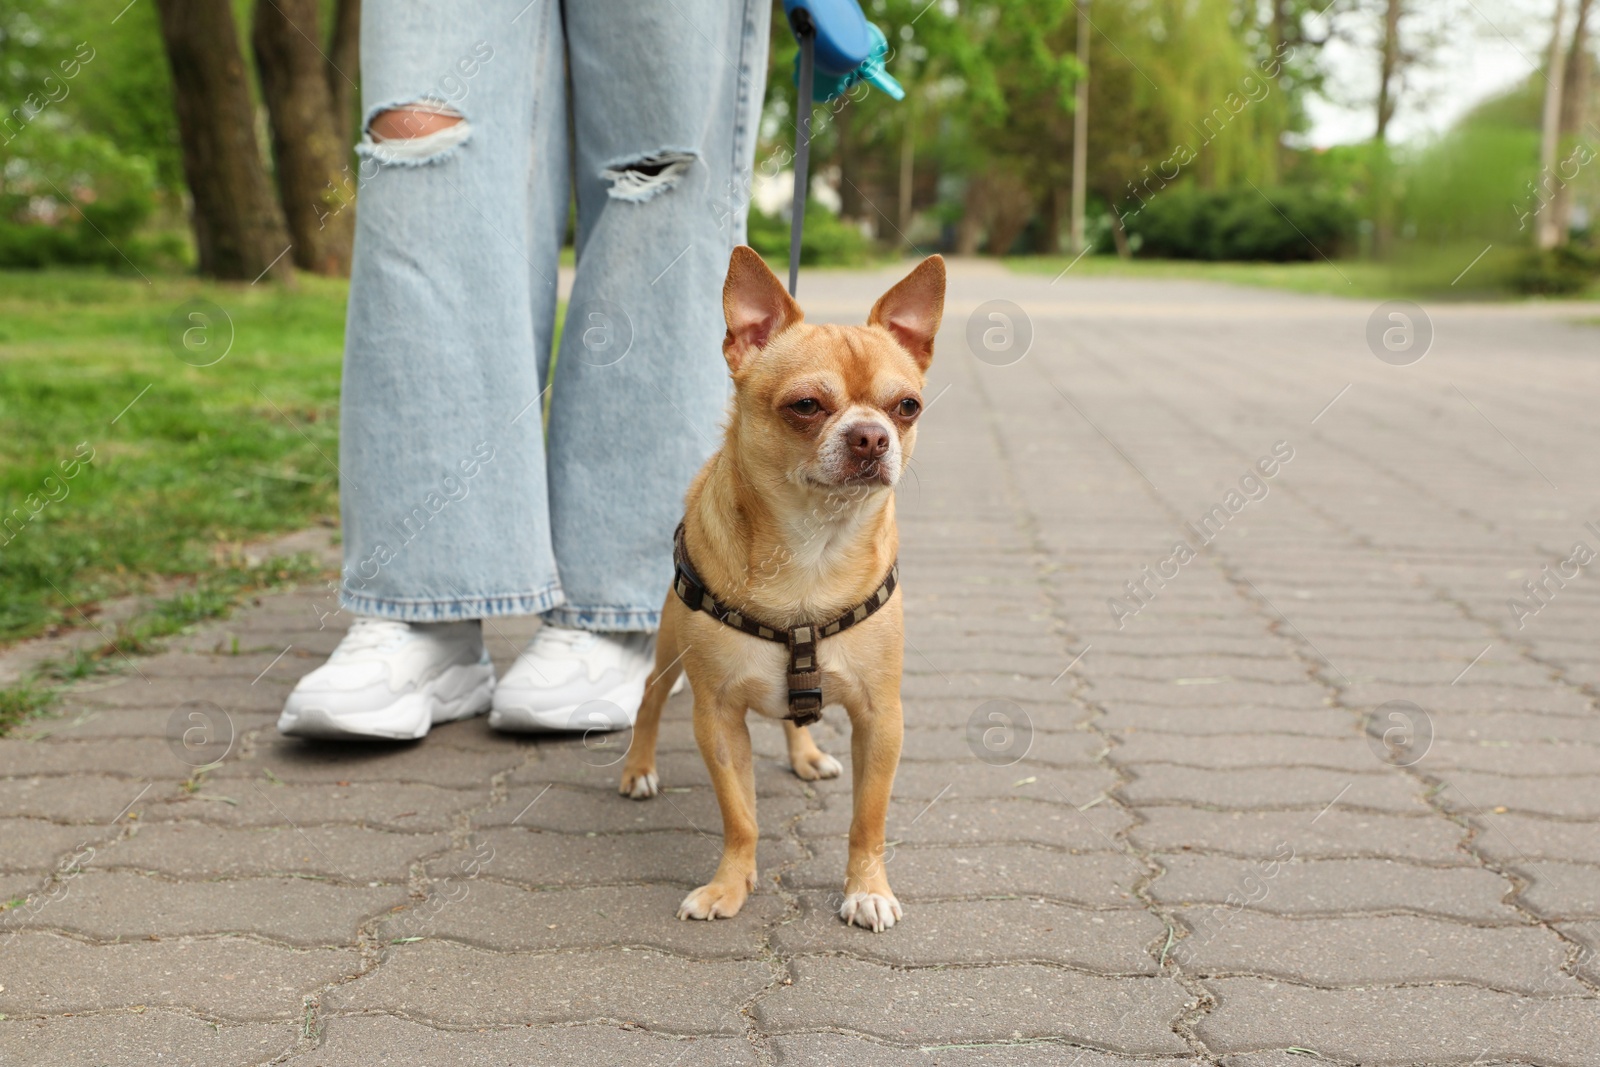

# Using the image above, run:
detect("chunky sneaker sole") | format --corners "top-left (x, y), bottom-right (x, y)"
top-left (489, 673), bottom-right (687, 734)
top-left (279, 654), bottom-right (495, 741)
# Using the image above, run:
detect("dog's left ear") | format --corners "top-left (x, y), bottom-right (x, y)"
top-left (869, 255), bottom-right (945, 371)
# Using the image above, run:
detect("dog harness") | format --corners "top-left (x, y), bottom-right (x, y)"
top-left (672, 522), bottom-right (898, 726)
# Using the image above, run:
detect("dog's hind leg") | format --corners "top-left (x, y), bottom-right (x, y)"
top-left (619, 596), bottom-right (685, 800)
top-left (784, 720), bottom-right (842, 781)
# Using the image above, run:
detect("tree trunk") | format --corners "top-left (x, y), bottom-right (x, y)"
top-left (1069, 0), bottom-right (1090, 253)
top-left (1037, 185), bottom-right (1063, 255)
top-left (152, 0), bottom-right (292, 281)
top-left (896, 103), bottom-right (915, 249)
top-left (1108, 204), bottom-right (1131, 259)
top-left (1537, 0), bottom-right (1570, 249)
top-left (1375, 0), bottom-right (1403, 142)
top-left (328, 0), bottom-right (361, 152)
top-left (834, 103), bottom-right (867, 223)
top-left (253, 0), bottom-right (355, 275)
top-left (1553, 0), bottom-right (1592, 245)
top-left (1372, 0), bottom-right (1404, 256)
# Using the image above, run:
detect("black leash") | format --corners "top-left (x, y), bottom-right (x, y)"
top-left (788, 14), bottom-right (815, 297)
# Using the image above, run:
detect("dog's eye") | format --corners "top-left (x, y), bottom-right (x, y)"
top-left (790, 398), bottom-right (821, 417)
top-left (896, 397), bottom-right (921, 418)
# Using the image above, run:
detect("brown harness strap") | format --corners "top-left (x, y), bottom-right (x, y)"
top-left (672, 522), bottom-right (898, 726)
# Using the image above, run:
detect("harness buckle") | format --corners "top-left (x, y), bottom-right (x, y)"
top-left (787, 686), bottom-right (824, 724)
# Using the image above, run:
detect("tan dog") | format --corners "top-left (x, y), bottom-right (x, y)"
top-left (619, 246), bottom-right (944, 932)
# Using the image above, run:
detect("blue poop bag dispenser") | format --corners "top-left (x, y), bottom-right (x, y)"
top-left (782, 0), bottom-right (904, 295)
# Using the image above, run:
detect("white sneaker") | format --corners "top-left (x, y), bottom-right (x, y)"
top-left (489, 624), bottom-right (665, 733)
top-left (278, 618), bottom-right (495, 740)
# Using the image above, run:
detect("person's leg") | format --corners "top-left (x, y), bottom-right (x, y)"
top-left (283, 0), bottom-right (569, 740)
top-left (340, 0), bottom-right (568, 623)
top-left (547, 0), bottom-right (772, 631)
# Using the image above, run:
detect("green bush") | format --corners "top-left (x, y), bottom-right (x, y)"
top-left (746, 200), bottom-right (872, 266)
top-left (1510, 244), bottom-right (1600, 295)
top-left (0, 131), bottom-right (164, 271)
top-left (1124, 185), bottom-right (1357, 262)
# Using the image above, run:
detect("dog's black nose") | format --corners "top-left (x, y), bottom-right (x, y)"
top-left (845, 423), bottom-right (890, 459)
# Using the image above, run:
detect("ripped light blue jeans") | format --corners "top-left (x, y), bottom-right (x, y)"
top-left (339, 0), bottom-right (770, 631)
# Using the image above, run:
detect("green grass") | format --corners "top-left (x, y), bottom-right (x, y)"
top-left (1007, 255), bottom-right (1395, 298)
top-left (1007, 250), bottom-right (1600, 301)
top-left (0, 269), bottom-right (349, 646)
top-left (0, 554), bottom-right (322, 736)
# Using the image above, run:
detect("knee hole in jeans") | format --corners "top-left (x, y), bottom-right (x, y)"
top-left (600, 149), bottom-right (699, 202)
top-left (361, 102), bottom-right (471, 164)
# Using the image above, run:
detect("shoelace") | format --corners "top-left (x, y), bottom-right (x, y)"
top-left (332, 618), bottom-right (415, 656)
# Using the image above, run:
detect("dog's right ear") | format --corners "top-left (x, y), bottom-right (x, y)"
top-left (722, 246), bottom-right (802, 374)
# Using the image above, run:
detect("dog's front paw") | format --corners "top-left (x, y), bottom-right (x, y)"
top-left (619, 768), bottom-right (658, 799)
top-left (678, 876), bottom-right (752, 921)
top-left (792, 750), bottom-right (843, 781)
top-left (840, 891), bottom-right (902, 932)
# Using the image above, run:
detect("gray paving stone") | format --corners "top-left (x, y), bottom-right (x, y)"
top-left (1120, 766), bottom-right (1425, 812)
top-left (479, 784), bottom-right (811, 835)
top-left (772, 893), bottom-right (1163, 971)
top-left (1150, 854), bottom-right (1519, 922)
top-left (1556, 921), bottom-right (1600, 983)
top-left (105, 821), bottom-right (450, 882)
top-left (898, 725), bottom-right (1105, 765)
top-left (0, 738), bottom-right (206, 781)
top-left (1097, 705), bottom-right (1354, 737)
top-left (285, 1016), bottom-right (759, 1066)
top-left (1437, 771), bottom-right (1600, 819)
top-left (1170, 908), bottom-right (1577, 993)
top-left (1086, 679), bottom-right (1329, 710)
top-left (427, 828), bottom-right (803, 888)
top-left (0, 931), bottom-right (360, 1020)
top-left (1115, 733), bottom-right (1375, 771)
top-left (1196, 977), bottom-right (1600, 1066)
top-left (505, 746), bottom-right (809, 797)
top-left (68, 674), bottom-right (294, 712)
top-left (377, 880), bottom-right (783, 957)
top-left (19, 705), bottom-right (276, 741)
top-left (798, 796), bottom-right (1134, 850)
top-left (0, 1013), bottom-right (295, 1067)
top-left (1129, 807), bottom-right (1467, 862)
top-left (881, 760), bottom-right (1117, 802)
top-left (152, 779), bottom-right (482, 832)
top-left (784, 841), bottom-right (1143, 907)
top-left (753, 956), bottom-right (1191, 1053)
top-left (325, 939), bottom-right (769, 1032)
top-left (0, 775), bottom-right (175, 823)
top-left (1425, 738), bottom-right (1600, 776)
top-left (1428, 710), bottom-right (1600, 744)
top-left (1514, 860), bottom-right (1600, 919)
top-left (215, 734), bottom-right (527, 789)
top-left (1340, 682), bottom-right (1596, 715)
top-left (0, 817), bottom-right (114, 872)
top-left (1473, 813), bottom-right (1600, 864)
top-left (771, 1033), bottom-right (1206, 1066)
top-left (37, 871), bottom-right (408, 945)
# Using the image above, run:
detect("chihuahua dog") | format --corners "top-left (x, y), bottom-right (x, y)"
top-left (618, 246), bottom-right (944, 932)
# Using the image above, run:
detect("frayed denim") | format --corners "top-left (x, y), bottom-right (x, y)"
top-left (339, 0), bottom-right (770, 631)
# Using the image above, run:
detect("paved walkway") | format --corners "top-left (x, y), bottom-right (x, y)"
top-left (4, 263), bottom-right (1600, 1065)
